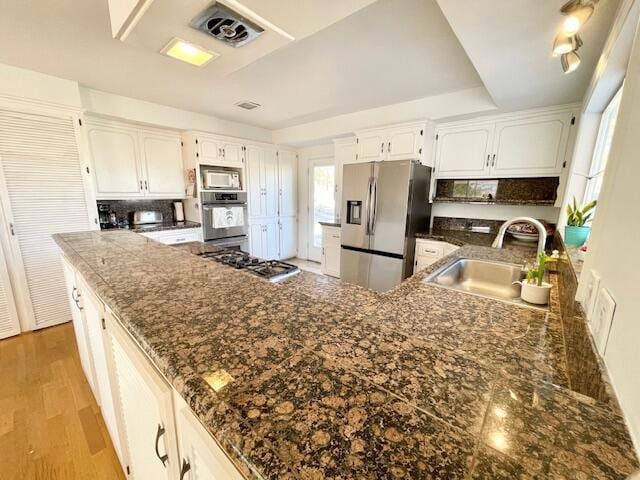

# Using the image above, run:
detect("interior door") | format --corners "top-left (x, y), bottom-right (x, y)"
top-left (278, 150), bottom-right (297, 217)
top-left (246, 145), bottom-right (265, 218)
top-left (435, 124), bottom-right (494, 178)
top-left (340, 162), bottom-right (372, 251)
top-left (369, 161), bottom-right (411, 255)
top-left (308, 159), bottom-right (337, 262)
top-left (141, 132), bottom-right (185, 197)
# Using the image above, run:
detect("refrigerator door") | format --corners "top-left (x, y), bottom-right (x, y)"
top-left (368, 253), bottom-right (404, 292)
top-left (340, 247), bottom-right (372, 288)
top-left (369, 160), bottom-right (412, 256)
top-left (341, 162), bottom-right (374, 249)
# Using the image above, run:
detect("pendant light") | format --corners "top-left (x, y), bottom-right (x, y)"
top-left (561, 1), bottom-right (597, 34)
top-left (561, 50), bottom-right (581, 74)
top-left (553, 33), bottom-right (582, 56)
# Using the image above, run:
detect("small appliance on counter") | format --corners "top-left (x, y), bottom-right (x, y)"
top-left (196, 248), bottom-right (299, 282)
top-left (98, 203), bottom-right (119, 229)
top-left (130, 210), bottom-right (164, 228)
top-left (173, 201), bottom-right (185, 222)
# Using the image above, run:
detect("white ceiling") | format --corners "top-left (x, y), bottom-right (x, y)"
top-left (0, 0), bottom-right (482, 129)
top-left (435, 0), bottom-right (621, 112)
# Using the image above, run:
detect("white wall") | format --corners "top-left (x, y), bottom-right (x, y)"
top-left (0, 63), bottom-right (82, 109)
top-left (577, 14), bottom-right (640, 453)
top-left (296, 144), bottom-right (334, 259)
top-left (79, 88), bottom-right (272, 143)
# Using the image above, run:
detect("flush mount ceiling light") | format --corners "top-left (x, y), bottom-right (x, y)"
top-left (561, 0), bottom-right (598, 34)
top-left (553, 32), bottom-right (582, 56)
top-left (235, 101), bottom-right (261, 110)
top-left (561, 50), bottom-right (581, 74)
top-left (160, 38), bottom-right (219, 67)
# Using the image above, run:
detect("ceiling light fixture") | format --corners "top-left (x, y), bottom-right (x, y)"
top-left (553, 32), bottom-right (582, 56)
top-left (160, 38), bottom-right (219, 67)
top-left (561, 0), bottom-right (597, 34)
top-left (561, 50), bottom-right (581, 74)
top-left (235, 101), bottom-right (261, 110)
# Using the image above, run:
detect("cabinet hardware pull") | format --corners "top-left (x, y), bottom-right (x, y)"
top-left (154, 424), bottom-right (169, 467)
top-left (179, 459), bottom-right (191, 480)
top-left (222, 148), bottom-right (226, 157)
top-left (144, 180), bottom-right (148, 190)
top-left (492, 154), bottom-right (496, 167)
top-left (71, 286), bottom-right (78, 302)
top-left (486, 154), bottom-right (490, 167)
top-left (175, 238), bottom-right (186, 242)
top-left (388, 142), bottom-right (391, 153)
top-left (139, 180), bottom-right (143, 190)
top-left (381, 142), bottom-right (384, 153)
top-left (9, 222), bottom-right (14, 236)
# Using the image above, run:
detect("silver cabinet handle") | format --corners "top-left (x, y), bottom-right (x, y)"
top-left (139, 180), bottom-right (143, 190)
top-left (144, 180), bottom-right (148, 190)
top-left (179, 459), bottom-right (191, 480)
top-left (388, 142), bottom-right (391, 153)
top-left (9, 222), bottom-right (15, 236)
top-left (154, 424), bottom-right (169, 467)
top-left (380, 142), bottom-right (384, 153)
top-left (174, 238), bottom-right (186, 242)
top-left (492, 154), bottom-right (496, 167)
top-left (486, 154), bottom-right (490, 167)
top-left (222, 148), bottom-right (226, 158)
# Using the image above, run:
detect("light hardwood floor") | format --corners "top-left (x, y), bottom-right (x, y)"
top-left (0, 322), bottom-right (125, 480)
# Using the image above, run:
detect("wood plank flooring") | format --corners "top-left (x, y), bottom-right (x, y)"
top-left (0, 322), bottom-right (125, 480)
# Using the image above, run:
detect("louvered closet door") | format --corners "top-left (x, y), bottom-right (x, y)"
top-left (0, 110), bottom-right (93, 330)
top-left (0, 243), bottom-right (20, 339)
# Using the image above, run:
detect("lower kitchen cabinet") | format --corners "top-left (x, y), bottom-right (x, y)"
top-left (413, 239), bottom-right (459, 274)
top-left (321, 225), bottom-right (341, 278)
top-left (106, 310), bottom-right (179, 479)
top-left (278, 216), bottom-right (297, 260)
top-left (139, 228), bottom-right (203, 245)
top-left (173, 391), bottom-right (244, 480)
top-left (249, 218), bottom-right (280, 260)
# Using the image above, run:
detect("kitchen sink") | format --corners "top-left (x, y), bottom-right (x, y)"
top-left (424, 257), bottom-right (535, 306)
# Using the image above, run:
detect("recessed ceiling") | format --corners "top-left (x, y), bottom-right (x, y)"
top-left (0, 0), bottom-right (482, 129)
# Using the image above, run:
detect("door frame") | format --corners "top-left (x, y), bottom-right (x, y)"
top-left (307, 156), bottom-right (336, 263)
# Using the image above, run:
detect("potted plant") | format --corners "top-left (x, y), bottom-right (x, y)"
top-left (565, 197), bottom-right (597, 247)
top-left (515, 252), bottom-right (552, 305)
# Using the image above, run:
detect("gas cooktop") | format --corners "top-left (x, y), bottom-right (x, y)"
top-left (197, 248), bottom-right (300, 282)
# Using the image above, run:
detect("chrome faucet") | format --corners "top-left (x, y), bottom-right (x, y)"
top-left (492, 217), bottom-right (547, 256)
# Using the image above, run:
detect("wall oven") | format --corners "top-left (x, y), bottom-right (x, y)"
top-left (201, 191), bottom-right (248, 249)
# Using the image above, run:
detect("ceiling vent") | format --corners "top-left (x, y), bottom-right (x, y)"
top-left (191, 3), bottom-right (264, 48)
top-left (235, 101), bottom-right (261, 110)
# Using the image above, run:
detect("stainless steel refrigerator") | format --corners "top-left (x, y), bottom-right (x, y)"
top-left (340, 160), bottom-right (431, 292)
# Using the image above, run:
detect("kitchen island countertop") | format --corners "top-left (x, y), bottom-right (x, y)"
top-left (53, 230), bottom-right (639, 480)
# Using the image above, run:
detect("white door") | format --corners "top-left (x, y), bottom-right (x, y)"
top-left (278, 150), bottom-right (297, 218)
top-left (435, 124), bottom-right (494, 178)
top-left (107, 314), bottom-right (178, 480)
top-left (357, 131), bottom-right (387, 162)
top-left (173, 392), bottom-right (244, 480)
top-left (0, 240), bottom-right (20, 339)
top-left (0, 110), bottom-right (96, 330)
top-left (246, 145), bottom-right (265, 218)
top-left (140, 132), bottom-right (185, 198)
top-left (248, 222), bottom-right (264, 258)
top-left (78, 276), bottom-right (123, 463)
top-left (278, 217), bottom-right (296, 260)
top-left (219, 141), bottom-right (244, 167)
top-left (321, 228), bottom-right (341, 278)
top-left (492, 112), bottom-right (572, 177)
top-left (198, 138), bottom-right (222, 166)
top-left (263, 149), bottom-right (279, 218)
top-left (61, 257), bottom-right (97, 395)
top-left (264, 219), bottom-right (279, 260)
top-left (308, 159), bottom-right (336, 262)
top-left (387, 126), bottom-right (423, 161)
top-left (87, 123), bottom-right (144, 198)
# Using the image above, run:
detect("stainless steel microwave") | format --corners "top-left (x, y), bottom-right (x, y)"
top-left (203, 170), bottom-right (240, 190)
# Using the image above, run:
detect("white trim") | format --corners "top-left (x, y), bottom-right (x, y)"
top-left (0, 93), bottom-right (82, 119)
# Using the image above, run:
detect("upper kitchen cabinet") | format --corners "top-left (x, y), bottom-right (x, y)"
top-left (277, 150), bottom-right (298, 218)
top-left (182, 132), bottom-right (245, 168)
top-left (246, 145), bottom-right (278, 219)
top-left (355, 122), bottom-right (428, 164)
top-left (86, 118), bottom-right (185, 200)
top-left (434, 106), bottom-right (576, 179)
top-left (435, 123), bottom-right (495, 178)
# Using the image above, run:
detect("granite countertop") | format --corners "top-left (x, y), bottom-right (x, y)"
top-left (416, 228), bottom-right (540, 251)
top-left (53, 230), bottom-right (639, 479)
top-left (102, 220), bottom-right (201, 233)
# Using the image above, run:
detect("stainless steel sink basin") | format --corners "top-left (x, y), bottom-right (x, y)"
top-left (424, 258), bottom-right (525, 302)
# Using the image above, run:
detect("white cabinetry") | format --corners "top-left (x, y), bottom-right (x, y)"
top-left (107, 311), bottom-right (179, 480)
top-left (249, 219), bottom-right (279, 260)
top-left (0, 243), bottom-right (20, 340)
top-left (173, 391), bottom-right (244, 480)
top-left (413, 239), bottom-right (459, 274)
top-left (355, 122), bottom-right (427, 164)
top-left (86, 119), bottom-right (185, 199)
top-left (278, 217), bottom-right (297, 260)
top-left (183, 133), bottom-right (245, 168)
top-left (278, 150), bottom-right (297, 217)
top-left (434, 108), bottom-right (575, 179)
top-left (246, 145), bottom-right (278, 219)
top-left (321, 225), bottom-right (341, 278)
top-left (139, 228), bottom-right (202, 245)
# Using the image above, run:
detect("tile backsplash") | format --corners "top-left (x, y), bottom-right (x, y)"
top-left (435, 177), bottom-right (559, 204)
top-left (98, 199), bottom-right (183, 226)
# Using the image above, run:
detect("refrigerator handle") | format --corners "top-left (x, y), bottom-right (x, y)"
top-left (365, 177), bottom-right (372, 235)
top-left (369, 177), bottom-right (378, 235)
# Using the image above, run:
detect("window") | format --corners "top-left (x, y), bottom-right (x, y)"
top-left (584, 86), bottom-right (623, 204)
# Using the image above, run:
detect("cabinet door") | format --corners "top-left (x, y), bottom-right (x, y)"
top-left (173, 392), bottom-right (243, 480)
top-left (246, 145), bottom-right (265, 218)
top-left (492, 113), bottom-right (571, 177)
top-left (87, 123), bottom-right (144, 198)
top-left (263, 149), bottom-right (279, 218)
top-left (414, 254), bottom-right (440, 273)
top-left (278, 217), bottom-right (297, 260)
top-left (220, 141), bottom-right (244, 167)
top-left (61, 257), bottom-right (97, 396)
top-left (278, 151), bottom-right (297, 218)
top-left (322, 228), bottom-right (341, 278)
top-left (107, 314), bottom-right (178, 480)
top-left (140, 132), bottom-right (185, 198)
top-left (249, 223), bottom-right (264, 258)
top-left (387, 126), bottom-right (423, 161)
top-left (435, 124), bottom-right (494, 178)
top-left (77, 276), bottom-right (123, 463)
top-left (357, 131), bottom-right (387, 162)
top-left (264, 219), bottom-right (280, 260)
top-left (198, 138), bottom-right (222, 166)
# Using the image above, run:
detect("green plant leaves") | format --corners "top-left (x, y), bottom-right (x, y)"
top-left (566, 196), bottom-right (597, 227)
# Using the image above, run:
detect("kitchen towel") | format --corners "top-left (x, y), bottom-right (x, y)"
top-left (212, 207), bottom-right (244, 228)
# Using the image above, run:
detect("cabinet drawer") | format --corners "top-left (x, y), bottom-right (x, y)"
top-left (140, 228), bottom-right (202, 245)
top-left (416, 242), bottom-right (444, 257)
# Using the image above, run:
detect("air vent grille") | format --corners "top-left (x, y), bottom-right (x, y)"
top-left (191, 4), bottom-right (264, 48)
top-left (235, 101), bottom-right (261, 110)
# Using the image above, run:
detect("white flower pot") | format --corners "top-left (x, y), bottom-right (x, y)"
top-left (519, 281), bottom-right (551, 305)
